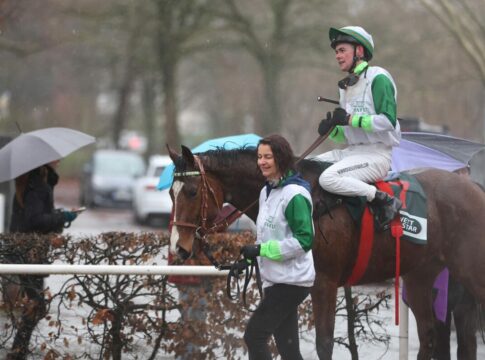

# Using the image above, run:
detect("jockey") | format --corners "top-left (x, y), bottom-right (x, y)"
top-left (316, 26), bottom-right (402, 230)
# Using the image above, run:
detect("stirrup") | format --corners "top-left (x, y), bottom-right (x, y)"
top-left (376, 199), bottom-right (402, 232)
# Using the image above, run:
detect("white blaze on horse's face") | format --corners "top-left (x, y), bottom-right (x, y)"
top-left (170, 180), bottom-right (184, 254)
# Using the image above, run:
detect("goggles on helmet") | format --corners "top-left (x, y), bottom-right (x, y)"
top-left (331, 34), bottom-right (361, 49)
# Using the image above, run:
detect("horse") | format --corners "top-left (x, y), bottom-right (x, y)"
top-left (167, 145), bottom-right (485, 360)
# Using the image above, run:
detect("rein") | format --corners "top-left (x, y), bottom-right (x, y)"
top-left (172, 156), bottom-right (223, 233)
top-left (201, 132), bottom-right (331, 238)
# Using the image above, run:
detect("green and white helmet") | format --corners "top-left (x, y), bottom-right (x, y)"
top-left (329, 26), bottom-right (374, 61)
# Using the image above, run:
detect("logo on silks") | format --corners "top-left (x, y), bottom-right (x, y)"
top-left (399, 210), bottom-right (427, 243)
top-left (264, 216), bottom-right (276, 230)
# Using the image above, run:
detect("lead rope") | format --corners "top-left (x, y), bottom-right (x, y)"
top-left (224, 255), bottom-right (263, 311)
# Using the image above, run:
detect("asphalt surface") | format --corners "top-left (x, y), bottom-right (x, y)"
top-left (55, 177), bottom-right (165, 236)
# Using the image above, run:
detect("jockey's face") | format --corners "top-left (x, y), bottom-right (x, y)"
top-left (334, 42), bottom-right (361, 72)
top-left (257, 144), bottom-right (280, 181)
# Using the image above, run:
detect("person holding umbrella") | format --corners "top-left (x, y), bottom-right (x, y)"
top-left (6, 160), bottom-right (79, 359)
top-left (0, 127), bottom-right (94, 359)
top-left (10, 160), bottom-right (77, 233)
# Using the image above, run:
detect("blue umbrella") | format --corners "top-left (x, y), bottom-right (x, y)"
top-left (157, 133), bottom-right (262, 190)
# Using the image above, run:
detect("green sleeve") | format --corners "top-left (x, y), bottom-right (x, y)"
top-left (350, 114), bottom-right (373, 132)
top-left (371, 74), bottom-right (397, 127)
top-left (284, 194), bottom-right (314, 251)
top-left (260, 240), bottom-right (283, 261)
top-left (329, 126), bottom-right (346, 143)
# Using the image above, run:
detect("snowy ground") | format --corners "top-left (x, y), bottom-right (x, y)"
top-left (300, 284), bottom-right (485, 359)
top-left (3, 274), bottom-right (484, 359)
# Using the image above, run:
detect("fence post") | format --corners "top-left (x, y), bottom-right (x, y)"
top-left (0, 193), bottom-right (4, 233)
top-left (399, 287), bottom-right (409, 360)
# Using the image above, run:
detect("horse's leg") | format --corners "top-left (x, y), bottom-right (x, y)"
top-left (433, 315), bottom-right (451, 360)
top-left (453, 287), bottom-right (478, 360)
top-left (404, 269), bottom-right (441, 360)
top-left (311, 276), bottom-right (338, 360)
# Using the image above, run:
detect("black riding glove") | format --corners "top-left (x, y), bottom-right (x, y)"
top-left (317, 112), bottom-right (333, 136)
top-left (331, 107), bottom-right (350, 126)
top-left (240, 244), bottom-right (261, 259)
top-left (318, 108), bottom-right (350, 136)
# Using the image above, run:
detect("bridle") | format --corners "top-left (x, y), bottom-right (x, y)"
top-left (172, 156), bottom-right (224, 237)
top-left (172, 154), bottom-right (263, 309)
top-left (172, 156), bottom-right (249, 266)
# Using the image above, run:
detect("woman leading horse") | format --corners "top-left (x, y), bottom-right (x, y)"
top-left (241, 134), bottom-right (315, 359)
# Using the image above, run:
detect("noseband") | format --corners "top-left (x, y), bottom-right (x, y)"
top-left (172, 156), bottom-right (223, 237)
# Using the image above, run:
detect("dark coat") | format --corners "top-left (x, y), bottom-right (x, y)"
top-left (9, 166), bottom-right (65, 234)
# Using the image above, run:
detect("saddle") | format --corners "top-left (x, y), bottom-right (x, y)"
top-left (314, 172), bottom-right (428, 244)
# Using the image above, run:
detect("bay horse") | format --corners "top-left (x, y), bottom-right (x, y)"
top-left (167, 145), bottom-right (485, 360)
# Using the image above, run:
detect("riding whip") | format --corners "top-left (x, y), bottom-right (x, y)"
top-left (317, 95), bottom-right (405, 122)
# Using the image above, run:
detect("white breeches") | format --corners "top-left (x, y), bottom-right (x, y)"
top-left (316, 143), bottom-right (392, 202)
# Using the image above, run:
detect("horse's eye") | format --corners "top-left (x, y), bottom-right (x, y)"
top-left (186, 188), bottom-right (198, 198)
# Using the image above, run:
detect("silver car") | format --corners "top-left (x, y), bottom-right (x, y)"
top-left (132, 155), bottom-right (173, 226)
top-left (80, 149), bottom-right (145, 208)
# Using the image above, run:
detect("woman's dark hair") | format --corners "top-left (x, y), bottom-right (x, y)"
top-left (14, 166), bottom-right (48, 208)
top-left (258, 134), bottom-right (296, 176)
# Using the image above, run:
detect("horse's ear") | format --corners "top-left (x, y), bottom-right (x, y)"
top-left (181, 145), bottom-right (195, 167)
top-left (166, 144), bottom-right (180, 163)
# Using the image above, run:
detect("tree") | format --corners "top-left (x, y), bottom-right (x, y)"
top-left (109, 1), bottom-right (147, 149)
top-left (211, 0), bottom-right (330, 135)
top-left (414, 0), bottom-right (485, 139)
top-left (154, 0), bottom-right (215, 148)
top-left (417, 0), bottom-right (485, 84)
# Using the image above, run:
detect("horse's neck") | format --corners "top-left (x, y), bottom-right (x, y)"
top-left (209, 167), bottom-right (262, 221)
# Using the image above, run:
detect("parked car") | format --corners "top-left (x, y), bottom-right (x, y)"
top-left (227, 211), bottom-right (256, 232)
top-left (132, 155), bottom-right (173, 225)
top-left (80, 149), bottom-right (145, 208)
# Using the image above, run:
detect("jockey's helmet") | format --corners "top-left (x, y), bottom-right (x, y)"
top-left (329, 26), bottom-right (374, 61)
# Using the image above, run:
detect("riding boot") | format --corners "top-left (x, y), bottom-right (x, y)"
top-left (370, 190), bottom-right (402, 231)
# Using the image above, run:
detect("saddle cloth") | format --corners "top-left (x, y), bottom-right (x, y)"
top-left (345, 172), bottom-right (428, 244)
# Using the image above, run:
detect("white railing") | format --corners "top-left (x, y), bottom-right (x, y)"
top-left (0, 264), bottom-right (409, 358)
top-left (0, 264), bottom-right (228, 276)
top-left (0, 194), bottom-right (4, 233)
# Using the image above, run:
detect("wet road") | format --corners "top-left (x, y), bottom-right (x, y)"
top-left (55, 178), bottom-right (167, 236)
top-left (64, 207), bottom-right (165, 236)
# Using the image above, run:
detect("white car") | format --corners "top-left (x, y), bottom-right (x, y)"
top-left (132, 155), bottom-right (173, 226)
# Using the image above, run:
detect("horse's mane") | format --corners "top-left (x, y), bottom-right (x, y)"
top-left (202, 147), bottom-right (328, 179)
top-left (174, 145), bottom-right (328, 180)
top-left (297, 158), bottom-right (329, 177)
top-left (172, 146), bottom-right (259, 174)
top-left (201, 147), bottom-right (257, 169)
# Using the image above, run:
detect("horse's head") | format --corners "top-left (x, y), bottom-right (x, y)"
top-left (167, 145), bottom-right (225, 261)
